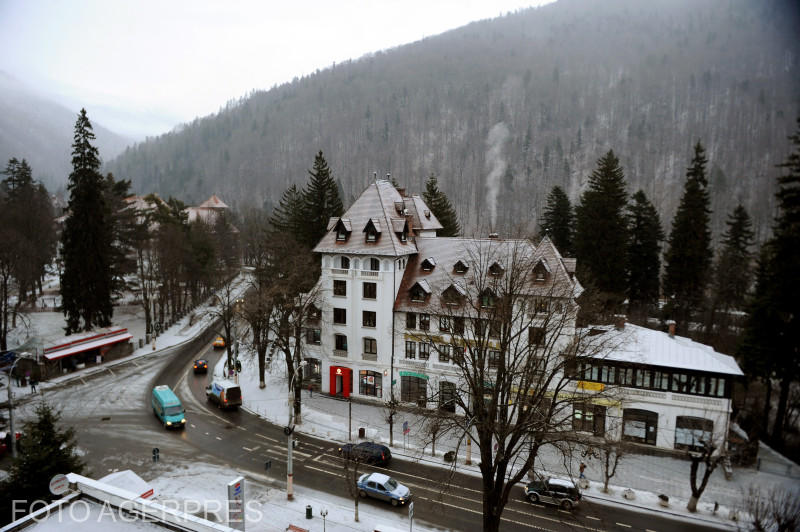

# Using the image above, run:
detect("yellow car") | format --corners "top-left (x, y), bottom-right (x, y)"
top-left (213, 336), bottom-right (225, 349)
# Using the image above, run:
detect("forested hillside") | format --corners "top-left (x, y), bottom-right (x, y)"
top-left (0, 73), bottom-right (131, 191)
top-left (107, 0), bottom-right (799, 239)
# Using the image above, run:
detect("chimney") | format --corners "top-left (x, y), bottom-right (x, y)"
top-left (667, 320), bottom-right (676, 338)
top-left (614, 314), bottom-right (626, 330)
top-left (424, 209), bottom-right (431, 219)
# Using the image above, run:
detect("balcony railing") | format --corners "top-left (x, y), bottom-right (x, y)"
top-left (359, 270), bottom-right (380, 278)
top-left (333, 349), bottom-right (348, 357)
top-left (331, 268), bottom-right (350, 276)
top-left (362, 352), bottom-right (378, 361)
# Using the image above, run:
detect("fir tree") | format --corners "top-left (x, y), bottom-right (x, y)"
top-left (707, 204), bottom-right (754, 335)
top-left (60, 109), bottom-right (114, 333)
top-left (574, 150), bottom-right (629, 313)
top-left (1, 158), bottom-right (33, 198)
top-left (663, 141), bottom-right (713, 332)
top-left (539, 185), bottom-right (573, 255)
top-left (0, 404), bottom-right (85, 523)
top-left (422, 174), bottom-right (461, 237)
top-left (269, 184), bottom-right (305, 241)
top-left (739, 118), bottom-right (800, 447)
top-left (301, 151), bottom-right (343, 247)
top-left (626, 190), bottom-right (664, 321)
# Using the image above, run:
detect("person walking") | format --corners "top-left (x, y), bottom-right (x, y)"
top-left (30, 379), bottom-right (37, 393)
top-left (579, 461), bottom-right (586, 479)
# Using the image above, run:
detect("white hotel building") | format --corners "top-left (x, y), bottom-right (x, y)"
top-left (302, 179), bottom-right (742, 453)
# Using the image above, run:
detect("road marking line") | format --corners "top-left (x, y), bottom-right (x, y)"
top-left (243, 446), bottom-right (254, 452)
top-left (645, 529), bottom-right (658, 532)
top-left (216, 436), bottom-right (222, 441)
top-left (190, 424), bottom-right (196, 428)
top-left (237, 426), bottom-right (247, 431)
top-left (251, 445), bottom-right (260, 451)
top-left (616, 523), bottom-right (631, 528)
top-left (106, 367), bottom-right (115, 376)
top-left (586, 516), bottom-right (600, 520)
top-left (256, 433), bottom-right (280, 444)
top-left (80, 378), bottom-right (87, 385)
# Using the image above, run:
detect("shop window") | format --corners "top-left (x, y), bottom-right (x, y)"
top-left (333, 280), bottom-right (346, 296)
top-left (439, 381), bottom-right (456, 412)
top-left (359, 370), bottom-right (382, 397)
top-left (363, 282), bottom-right (377, 299)
top-left (622, 409), bottom-right (658, 445)
top-left (675, 417), bottom-right (713, 451)
top-left (401, 375), bottom-right (427, 404)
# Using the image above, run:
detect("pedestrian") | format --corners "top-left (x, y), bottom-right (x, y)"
top-left (31, 379), bottom-right (37, 394)
top-left (308, 383), bottom-right (313, 398)
top-left (579, 461), bottom-right (586, 479)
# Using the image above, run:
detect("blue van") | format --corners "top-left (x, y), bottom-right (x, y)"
top-left (152, 385), bottom-right (186, 429)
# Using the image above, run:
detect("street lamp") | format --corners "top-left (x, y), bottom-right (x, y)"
top-left (286, 360), bottom-right (307, 500)
top-left (4, 352), bottom-right (33, 459)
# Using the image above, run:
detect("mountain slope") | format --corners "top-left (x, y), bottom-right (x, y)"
top-left (108, 0), bottom-right (800, 239)
top-left (0, 72), bottom-right (132, 191)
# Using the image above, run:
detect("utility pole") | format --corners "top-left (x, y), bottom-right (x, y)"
top-left (348, 399), bottom-right (352, 441)
top-left (286, 360), bottom-right (306, 500)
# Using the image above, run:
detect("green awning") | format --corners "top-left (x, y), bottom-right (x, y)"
top-left (399, 370), bottom-right (429, 380)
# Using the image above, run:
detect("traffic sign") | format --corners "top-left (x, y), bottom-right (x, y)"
top-left (409, 501), bottom-right (414, 519)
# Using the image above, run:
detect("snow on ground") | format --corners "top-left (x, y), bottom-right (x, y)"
top-left (147, 461), bottom-right (434, 532)
top-left (225, 348), bottom-right (799, 529)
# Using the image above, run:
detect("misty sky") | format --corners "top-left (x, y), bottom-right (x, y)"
top-left (0, 0), bottom-right (551, 139)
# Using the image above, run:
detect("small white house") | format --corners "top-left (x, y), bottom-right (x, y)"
top-left (569, 321), bottom-right (743, 453)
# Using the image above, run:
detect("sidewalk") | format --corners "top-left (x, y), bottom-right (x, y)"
top-left (232, 353), bottom-right (799, 530)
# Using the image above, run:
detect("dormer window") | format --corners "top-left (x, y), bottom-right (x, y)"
top-left (488, 262), bottom-right (505, 277)
top-left (400, 230), bottom-right (407, 242)
top-left (409, 280), bottom-right (432, 302)
top-left (363, 218), bottom-right (382, 243)
top-left (421, 257), bottom-right (436, 272)
top-left (392, 218), bottom-right (409, 243)
top-left (442, 284), bottom-right (466, 306)
top-left (333, 218), bottom-right (352, 242)
top-left (533, 259), bottom-right (551, 283)
top-left (453, 260), bottom-right (469, 274)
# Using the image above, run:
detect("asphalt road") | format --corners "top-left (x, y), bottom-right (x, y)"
top-left (8, 334), bottom-right (728, 532)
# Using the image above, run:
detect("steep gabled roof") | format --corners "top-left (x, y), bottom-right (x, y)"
top-left (313, 180), bottom-right (417, 256)
top-left (197, 194), bottom-right (229, 209)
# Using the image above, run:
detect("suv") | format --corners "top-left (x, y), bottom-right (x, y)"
top-left (524, 478), bottom-right (582, 510)
top-left (338, 442), bottom-right (391, 466)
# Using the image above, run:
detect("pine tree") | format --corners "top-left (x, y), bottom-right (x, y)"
top-left (663, 141), bottom-right (713, 332)
top-left (740, 118), bottom-right (800, 447)
top-left (422, 174), bottom-right (461, 237)
top-left (0, 404), bottom-right (85, 523)
top-left (707, 204), bottom-right (754, 336)
top-left (60, 109), bottom-right (114, 333)
top-left (1, 158), bottom-right (33, 198)
top-left (269, 184), bottom-right (305, 241)
top-left (574, 150), bottom-right (629, 313)
top-left (626, 190), bottom-right (664, 321)
top-left (539, 185), bottom-right (573, 255)
top-left (302, 151), bottom-right (344, 247)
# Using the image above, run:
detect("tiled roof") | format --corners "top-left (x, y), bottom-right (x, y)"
top-left (197, 194), bottom-right (229, 209)
top-left (394, 236), bottom-right (581, 313)
top-left (406, 195), bottom-right (443, 232)
top-left (313, 180), bottom-right (420, 257)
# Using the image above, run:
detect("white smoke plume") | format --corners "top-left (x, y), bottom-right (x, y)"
top-left (485, 122), bottom-right (510, 229)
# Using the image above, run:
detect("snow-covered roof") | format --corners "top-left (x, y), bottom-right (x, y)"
top-left (589, 323), bottom-right (744, 376)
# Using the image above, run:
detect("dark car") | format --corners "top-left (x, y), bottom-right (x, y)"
top-left (338, 442), bottom-right (392, 466)
top-left (524, 478), bottom-right (582, 511)
top-left (193, 359), bottom-right (208, 374)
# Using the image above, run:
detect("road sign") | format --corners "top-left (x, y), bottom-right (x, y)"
top-left (227, 476), bottom-right (245, 531)
top-left (409, 501), bottom-right (414, 519)
top-left (49, 474), bottom-right (69, 496)
top-left (403, 421), bottom-right (410, 435)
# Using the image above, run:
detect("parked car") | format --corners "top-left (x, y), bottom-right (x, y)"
top-left (357, 472), bottom-right (411, 507)
top-left (205, 379), bottom-right (242, 409)
top-left (338, 441), bottom-right (391, 466)
top-left (524, 478), bottom-right (582, 510)
top-left (193, 359), bottom-right (208, 374)
top-left (212, 336), bottom-right (225, 349)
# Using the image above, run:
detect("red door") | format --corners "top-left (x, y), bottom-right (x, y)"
top-left (329, 367), bottom-right (352, 398)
